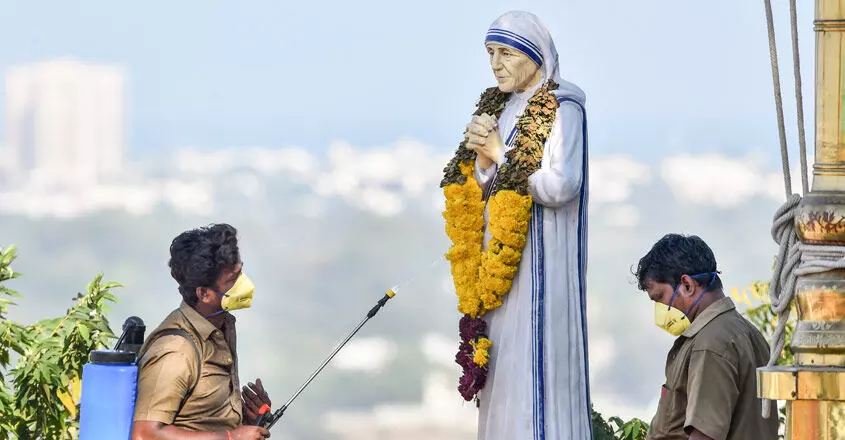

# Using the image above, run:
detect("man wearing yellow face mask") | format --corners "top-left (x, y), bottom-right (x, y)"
top-left (635, 234), bottom-right (777, 440)
top-left (132, 223), bottom-right (273, 440)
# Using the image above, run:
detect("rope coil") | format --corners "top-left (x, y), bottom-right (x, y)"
top-left (766, 197), bottom-right (800, 409)
top-left (766, 199), bottom-right (845, 419)
top-left (760, 0), bottom-right (815, 418)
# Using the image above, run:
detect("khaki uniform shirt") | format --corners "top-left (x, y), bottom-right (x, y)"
top-left (647, 297), bottom-right (778, 440)
top-left (133, 301), bottom-right (243, 431)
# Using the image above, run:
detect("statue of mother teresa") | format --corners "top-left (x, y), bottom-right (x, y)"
top-left (440, 11), bottom-right (592, 440)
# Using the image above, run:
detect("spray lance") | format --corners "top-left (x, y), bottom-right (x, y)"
top-left (252, 258), bottom-right (443, 430)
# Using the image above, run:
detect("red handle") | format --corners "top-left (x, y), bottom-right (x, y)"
top-left (254, 403), bottom-right (272, 427)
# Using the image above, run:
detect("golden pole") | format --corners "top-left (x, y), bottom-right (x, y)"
top-left (758, 1), bottom-right (845, 439)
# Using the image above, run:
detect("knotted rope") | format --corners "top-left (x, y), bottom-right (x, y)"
top-left (767, 200), bottom-right (845, 417)
top-left (759, 0), bottom-right (821, 418)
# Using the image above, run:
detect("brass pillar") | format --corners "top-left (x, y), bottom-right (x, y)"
top-left (758, 1), bottom-right (845, 439)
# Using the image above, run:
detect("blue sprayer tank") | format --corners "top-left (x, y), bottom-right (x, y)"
top-left (78, 317), bottom-right (146, 440)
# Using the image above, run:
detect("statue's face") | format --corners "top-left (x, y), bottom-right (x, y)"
top-left (486, 42), bottom-right (541, 93)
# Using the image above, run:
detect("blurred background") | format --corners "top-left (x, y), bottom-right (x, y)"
top-left (0, 1), bottom-right (813, 439)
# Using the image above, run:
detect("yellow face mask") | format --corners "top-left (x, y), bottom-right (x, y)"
top-left (652, 271), bottom-right (720, 337)
top-left (654, 302), bottom-right (691, 337)
top-left (220, 273), bottom-right (255, 312)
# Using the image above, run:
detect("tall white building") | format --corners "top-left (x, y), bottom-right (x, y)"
top-left (2, 58), bottom-right (126, 189)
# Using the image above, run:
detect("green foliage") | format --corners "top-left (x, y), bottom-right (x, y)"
top-left (0, 245), bottom-right (120, 439)
top-left (733, 280), bottom-right (793, 438)
top-left (591, 405), bottom-right (649, 440)
top-left (609, 417), bottom-right (649, 440)
top-left (737, 281), bottom-right (795, 366)
top-left (0, 246), bottom-right (26, 438)
top-left (591, 405), bottom-right (618, 440)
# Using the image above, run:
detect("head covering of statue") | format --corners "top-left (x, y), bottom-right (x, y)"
top-left (485, 11), bottom-right (586, 105)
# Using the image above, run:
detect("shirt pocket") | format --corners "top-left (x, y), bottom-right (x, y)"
top-left (653, 384), bottom-right (673, 430)
top-left (650, 383), bottom-right (686, 438)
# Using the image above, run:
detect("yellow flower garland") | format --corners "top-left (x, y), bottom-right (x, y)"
top-left (444, 163), bottom-right (486, 317)
top-left (471, 337), bottom-right (492, 366)
top-left (443, 172), bottom-right (533, 317)
top-left (441, 80), bottom-right (560, 400)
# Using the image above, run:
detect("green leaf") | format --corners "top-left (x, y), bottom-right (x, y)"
top-left (86, 273), bottom-right (104, 295)
top-left (77, 325), bottom-right (90, 343)
top-left (101, 281), bottom-right (123, 290)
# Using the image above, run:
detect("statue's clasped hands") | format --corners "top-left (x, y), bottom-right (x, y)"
top-left (465, 113), bottom-right (504, 170)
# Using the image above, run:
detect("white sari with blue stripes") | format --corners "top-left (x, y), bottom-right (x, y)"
top-left (473, 78), bottom-right (591, 440)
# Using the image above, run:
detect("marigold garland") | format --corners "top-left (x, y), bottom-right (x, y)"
top-left (441, 80), bottom-right (559, 402)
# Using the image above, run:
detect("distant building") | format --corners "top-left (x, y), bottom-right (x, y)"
top-left (2, 58), bottom-right (125, 189)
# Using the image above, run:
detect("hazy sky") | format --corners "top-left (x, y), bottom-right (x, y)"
top-left (0, 0), bottom-right (815, 165)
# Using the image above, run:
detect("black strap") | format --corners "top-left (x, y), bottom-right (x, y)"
top-left (149, 329), bottom-right (203, 420)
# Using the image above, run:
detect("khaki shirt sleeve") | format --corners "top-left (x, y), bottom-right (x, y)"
top-left (133, 335), bottom-right (199, 424)
top-left (684, 349), bottom-right (740, 440)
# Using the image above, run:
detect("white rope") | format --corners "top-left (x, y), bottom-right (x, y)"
top-left (762, 0), bottom-right (793, 197)
top-left (759, 0), bottom-right (818, 418)
top-left (761, 0), bottom-right (793, 417)
top-left (788, 0), bottom-right (809, 196)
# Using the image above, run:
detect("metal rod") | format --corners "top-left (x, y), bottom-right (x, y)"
top-left (289, 315), bottom-right (368, 407)
top-left (263, 292), bottom-right (395, 430)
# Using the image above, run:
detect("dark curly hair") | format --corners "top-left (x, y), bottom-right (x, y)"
top-left (168, 223), bottom-right (241, 306)
top-left (635, 233), bottom-right (722, 291)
